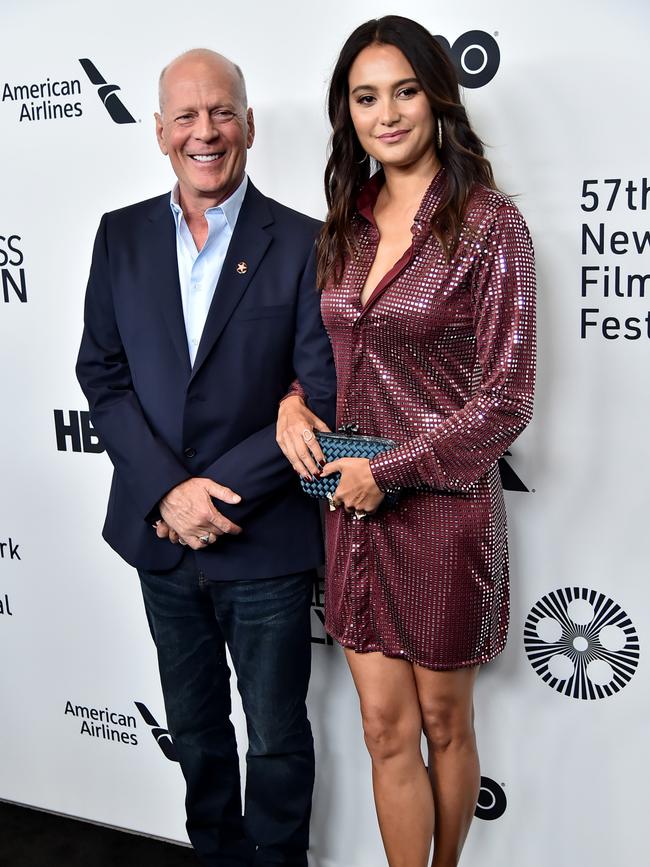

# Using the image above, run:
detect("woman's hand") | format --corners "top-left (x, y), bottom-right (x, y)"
top-left (276, 395), bottom-right (331, 479)
top-left (322, 457), bottom-right (385, 514)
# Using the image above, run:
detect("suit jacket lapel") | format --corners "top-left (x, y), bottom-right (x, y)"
top-left (190, 182), bottom-right (273, 382)
top-left (146, 197), bottom-right (192, 375)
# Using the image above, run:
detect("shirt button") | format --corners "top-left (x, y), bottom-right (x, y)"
top-left (184, 447), bottom-right (197, 459)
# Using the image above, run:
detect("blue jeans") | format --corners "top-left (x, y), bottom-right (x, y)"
top-left (139, 553), bottom-right (315, 866)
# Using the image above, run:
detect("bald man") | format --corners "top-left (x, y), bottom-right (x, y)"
top-left (77, 49), bottom-right (336, 866)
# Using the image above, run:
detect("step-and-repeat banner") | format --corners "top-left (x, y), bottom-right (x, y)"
top-left (1, 1), bottom-right (648, 865)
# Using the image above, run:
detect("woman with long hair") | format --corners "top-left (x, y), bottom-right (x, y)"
top-left (277, 15), bottom-right (536, 866)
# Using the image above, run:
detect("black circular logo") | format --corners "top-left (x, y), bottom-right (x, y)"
top-left (435, 31), bottom-right (501, 89)
top-left (524, 588), bottom-right (640, 699)
top-left (475, 777), bottom-right (507, 820)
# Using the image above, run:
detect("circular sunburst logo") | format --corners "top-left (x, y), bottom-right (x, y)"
top-left (524, 587), bottom-right (640, 699)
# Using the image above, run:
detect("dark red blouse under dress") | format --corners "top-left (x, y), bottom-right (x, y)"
top-left (320, 169), bottom-right (536, 670)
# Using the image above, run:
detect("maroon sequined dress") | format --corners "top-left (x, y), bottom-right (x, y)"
top-left (321, 169), bottom-right (536, 669)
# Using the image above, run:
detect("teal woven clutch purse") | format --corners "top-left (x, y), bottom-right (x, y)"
top-left (300, 427), bottom-right (396, 500)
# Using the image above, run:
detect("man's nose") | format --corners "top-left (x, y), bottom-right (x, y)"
top-left (194, 110), bottom-right (219, 141)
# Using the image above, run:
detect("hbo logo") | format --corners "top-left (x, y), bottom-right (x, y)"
top-left (435, 31), bottom-right (500, 89)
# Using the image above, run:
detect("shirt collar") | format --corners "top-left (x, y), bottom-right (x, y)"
top-left (356, 167), bottom-right (447, 233)
top-left (169, 174), bottom-right (248, 230)
top-left (356, 170), bottom-right (385, 227)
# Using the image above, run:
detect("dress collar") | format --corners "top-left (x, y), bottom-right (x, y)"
top-left (356, 167), bottom-right (447, 239)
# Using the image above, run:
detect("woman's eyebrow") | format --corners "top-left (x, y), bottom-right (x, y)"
top-left (350, 77), bottom-right (419, 95)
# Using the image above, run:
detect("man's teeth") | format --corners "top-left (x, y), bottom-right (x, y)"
top-left (191, 154), bottom-right (221, 162)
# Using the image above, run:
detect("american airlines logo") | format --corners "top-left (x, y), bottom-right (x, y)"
top-left (2, 59), bottom-right (137, 124)
top-left (135, 702), bottom-right (178, 762)
top-left (78, 59), bottom-right (136, 124)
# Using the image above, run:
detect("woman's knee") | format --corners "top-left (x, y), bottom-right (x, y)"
top-left (361, 703), bottom-right (421, 764)
top-left (421, 698), bottom-right (475, 754)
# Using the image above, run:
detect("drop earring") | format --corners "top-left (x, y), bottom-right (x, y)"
top-left (437, 118), bottom-right (443, 150)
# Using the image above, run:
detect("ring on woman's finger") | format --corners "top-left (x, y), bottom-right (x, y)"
top-left (326, 492), bottom-right (339, 512)
top-left (198, 534), bottom-right (211, 545)
top-left (302, 428), bottom-right (314, 443)
top-left (353, 509), bottom-right (367, 520)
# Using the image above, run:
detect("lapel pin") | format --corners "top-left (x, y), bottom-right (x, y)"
top-left (236, 261), bottom-right (248, 275)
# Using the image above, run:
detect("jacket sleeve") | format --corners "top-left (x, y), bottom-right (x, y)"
top-left (369, 203), bottom-right (536, 493)
top-left (75, 214), bottom-right (190, 520)
top-left (202, 244), bottom-right (337, 522)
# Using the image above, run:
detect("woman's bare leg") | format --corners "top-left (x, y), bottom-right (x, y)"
top-left (413, 666), bottom-right (480, 867)
top-left (344, 649), bottom-right (434, 867)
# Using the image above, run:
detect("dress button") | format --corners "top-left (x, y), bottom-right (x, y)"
top-left (184, 447), bottom-right (197, 458)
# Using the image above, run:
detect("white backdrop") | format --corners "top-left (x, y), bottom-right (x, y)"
top-left (1, 1), bottom-right (648, 865)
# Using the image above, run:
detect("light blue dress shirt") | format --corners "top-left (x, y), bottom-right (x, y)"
top-left (169, 175), bottom-right (248, 366)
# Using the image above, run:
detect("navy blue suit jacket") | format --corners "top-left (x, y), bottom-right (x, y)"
top-left (76, 181), bottom-right (336, 580)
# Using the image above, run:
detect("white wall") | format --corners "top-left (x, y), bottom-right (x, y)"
top-left (1, 2), bottom-right (648, 865)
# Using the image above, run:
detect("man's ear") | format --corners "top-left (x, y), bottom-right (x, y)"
top-left (155, 112), bottom-right (168, 155)
top-left (246, 107), bottom-right (255, 150)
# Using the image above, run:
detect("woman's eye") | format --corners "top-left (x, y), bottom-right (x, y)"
top-left (398, 87), bottom-right (419, 98)
top-left (357, 95), bottom-right (376, 105)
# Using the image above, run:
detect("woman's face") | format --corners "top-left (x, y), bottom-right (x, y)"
top-left (348, 42), bottom-right (436, 172)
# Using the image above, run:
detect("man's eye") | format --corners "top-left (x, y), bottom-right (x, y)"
top-left (214, 110), bottom-right (235, 121)
top-left (176, 114), bottom-right (193, 122)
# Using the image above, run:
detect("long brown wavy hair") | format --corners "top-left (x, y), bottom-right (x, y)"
top-left (317, 15), bottom-right (497, 287)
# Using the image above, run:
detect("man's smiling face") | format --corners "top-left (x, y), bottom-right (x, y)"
top-left (155, 52), bottom-right (254, 211)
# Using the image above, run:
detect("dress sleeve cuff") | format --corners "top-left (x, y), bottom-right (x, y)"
top-left (369, 437), bottom-right (446, 492)
top-left (280, 379), bottom-right (306, 404)
top-left (369, 444), bottom-right (422, 492)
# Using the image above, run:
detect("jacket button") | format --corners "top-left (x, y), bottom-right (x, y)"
top-left (184, 447), bottom-right (197, 459)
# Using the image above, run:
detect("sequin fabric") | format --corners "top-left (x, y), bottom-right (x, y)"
top-left (320, 168), bottom-right (536, 669)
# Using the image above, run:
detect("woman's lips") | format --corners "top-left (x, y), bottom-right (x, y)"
top-left (376, 129), bottom-right (410, 142)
